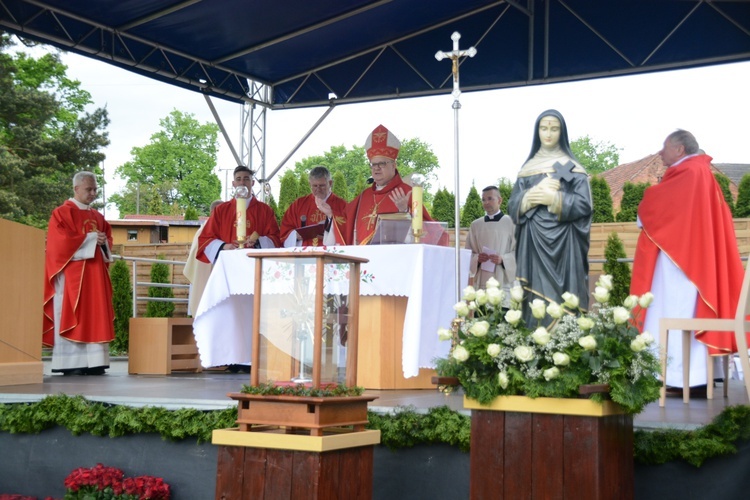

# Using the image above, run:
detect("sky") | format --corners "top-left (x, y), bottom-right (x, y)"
top-left (45, 48), bottom-right (750, 219)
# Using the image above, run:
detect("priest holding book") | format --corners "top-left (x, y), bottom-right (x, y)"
top-left (280, 166), bottom-right (347, 247)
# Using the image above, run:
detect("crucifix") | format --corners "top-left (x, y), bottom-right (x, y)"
top-left (435, 31), bottom-right (477, 303)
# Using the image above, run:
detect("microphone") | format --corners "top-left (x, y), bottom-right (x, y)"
top-left (300, 215), bottom-right (307, 227)
top-left (367, 177), bottom-right (374, 184)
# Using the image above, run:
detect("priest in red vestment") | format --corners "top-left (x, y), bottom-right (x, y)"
top-left (630, 129), bottom-right (744, 388)
top-left (280, 166), bottom-right (347, 247)
top-left (197, 165), bottom-right (281, 263)
top-left (319, 124), bottom-right (444, 245)
top-left (43, 171), bottom-right (114, 376)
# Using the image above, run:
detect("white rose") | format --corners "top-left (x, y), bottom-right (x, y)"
top-left (530, 299), bottom-right (547, 319)
top-left (546, 302), bottom-right (563, 319)
top-left (597, 275), bottom-right (613, 290)
top-left (623, 295), bottom-right (639, 310)
top-left (578, 335), bottom-right (597, 351)
top-left (475, 289), bottom-right (489, 306)
top-left (498, 372), bottom-right (509, 389)
top-left (612, 306), bottom-right (630, 325)
top-left (453, 301), bottom-right (470, 317)
top-left (640, 331), bottom-right (655, 345)
top-left (514, 345), bottom-right (535, 362)
top-left (469, 320), bottom-right (490, 337)
top-left (510, 285), bottom-right (524, 303)
top-left (487, 343), bottom-right (501, 358)
top-left (531, 327), bottom-right (551, 345)
top-left (577, 316), bottom-right (595, 331)
top-left (462, 286), bottom-right (476, 301)
top-left (552, 352), bottom-right (570, 366)
top-left (561, 292), bottom-right (579, 309)
top-left (639, 292), bottom-right (655, 308)
top-left (437, 327), bottom-right (453, 341)
top-left (630, 337), bottom-right (647, 353)
top-left (592, 286), bottom-right (610, 304)
top-left (485, 277), bottom-right (500, 289)
top-left (487, 287), bottom-right (503, 306)
top-left (543, 367), bottom-right (560, 381)
top-left (504, 309), bottom-right (522, 326)
top-left (468, 301), bottom-right (478, 311)
top-left (452, 345), bottom-right (470, 362)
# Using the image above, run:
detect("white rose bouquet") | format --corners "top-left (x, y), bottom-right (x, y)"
top-left (435, 275), bottom-right (662, 415)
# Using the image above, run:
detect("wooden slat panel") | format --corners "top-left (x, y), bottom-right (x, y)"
top-left (215, 446), bottom-right (246, 500)
top-left (264, 449), bottom-right (294, 499)
top-left (469, 410), bottom-right (504, 499)
top-left (291, 451), bottom-right (319, 499)
top-left (531, 413), bottom-right (564, 500)
top-left (563, 415), bottom-right (598, 499)
top-left (340, 447), bottom-right (373, 500)
top-left (318, 450), bottom-right (340, 500)
top-left (503, 412), bottom-right (533, 500)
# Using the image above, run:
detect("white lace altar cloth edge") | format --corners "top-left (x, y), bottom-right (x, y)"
top-left (193, 245), bottom-right (471, 378)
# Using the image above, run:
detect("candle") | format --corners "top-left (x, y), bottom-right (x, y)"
top-left (411, 185), bottom-right (423, 236)
top-left (235, 193), bottom-right (247, 247)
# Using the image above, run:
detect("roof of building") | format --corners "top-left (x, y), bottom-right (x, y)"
top-left (109, 214), bottom-right (208, 226)
top-left (713, 163), bottom-right (750, 187)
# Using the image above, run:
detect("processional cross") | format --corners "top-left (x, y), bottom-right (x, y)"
top-left (435, 32), bottom-right (477, 303)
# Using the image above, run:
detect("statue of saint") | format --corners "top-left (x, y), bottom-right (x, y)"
top-left (507, 109), bottom-right (593, 325)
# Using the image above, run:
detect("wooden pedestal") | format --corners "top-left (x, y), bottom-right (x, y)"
top-left (213, 428), bottom-right (380, 500)
top-left (128, 318), bottom-right (201, 374)
top-left (466, 396), bottom-right (634, 500)
top-left (0, 219), bottom-right (44, 386)
top-left (356, 295), bottom-right (437, 389)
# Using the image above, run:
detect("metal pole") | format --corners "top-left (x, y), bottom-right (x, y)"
top-left (435, 32), bottom-right (477, 303)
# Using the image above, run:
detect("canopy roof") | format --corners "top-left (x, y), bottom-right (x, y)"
top-left (2, 0), bottom-right (749, 109)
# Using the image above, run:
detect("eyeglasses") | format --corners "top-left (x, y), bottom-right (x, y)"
top-left (369, 160), bottom-right (394, 169)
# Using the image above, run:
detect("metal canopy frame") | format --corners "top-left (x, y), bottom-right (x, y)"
top-left (2, 1), bottom-right (749, 110)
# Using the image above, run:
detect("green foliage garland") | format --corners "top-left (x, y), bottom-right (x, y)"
top-left (240, 382), bottom-right (364, 398)
top-left (109, 259), bottom-right (132, 353)
top-left (1, 396), bottom-right (750, 468)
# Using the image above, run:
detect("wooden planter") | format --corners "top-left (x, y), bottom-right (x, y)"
top-left (465, 395), bottom-right (634, 500)
top-left (228, 393), bottom-right (378, 436)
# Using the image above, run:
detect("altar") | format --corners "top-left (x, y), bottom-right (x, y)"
top-left (193, 245), bottom-right (471, 389)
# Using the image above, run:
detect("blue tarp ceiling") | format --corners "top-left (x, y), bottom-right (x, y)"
top-left (1, 0), bottom-right (749, 109)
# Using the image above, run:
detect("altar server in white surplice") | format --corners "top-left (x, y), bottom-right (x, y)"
top-left (465, 185), bottom-right (516, 307)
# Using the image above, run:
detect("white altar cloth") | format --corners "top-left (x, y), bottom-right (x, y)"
top-left (193, 245), bottom-right (470, 378)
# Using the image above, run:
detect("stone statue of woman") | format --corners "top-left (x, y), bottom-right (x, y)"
top-left (507, 109), bottom-right (593, 325)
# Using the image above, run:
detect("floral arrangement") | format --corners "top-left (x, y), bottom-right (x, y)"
top-left (241, 382), bottom-right (365, 397)
top-left (435, 275), bottom-right (662, 414)
top-left (63, 463), bottom-right (170, 500)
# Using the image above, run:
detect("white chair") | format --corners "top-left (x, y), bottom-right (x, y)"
top-left (658, 259), bottom-right (750, 407)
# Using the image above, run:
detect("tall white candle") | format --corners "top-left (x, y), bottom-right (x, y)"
top-left (236, 196), bottom-right (247, 246)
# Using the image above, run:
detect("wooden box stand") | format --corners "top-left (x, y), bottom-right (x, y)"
top-left (128, 318), bottom-right (201, 374)
top-left (465, 396), bottom-right (634, 500)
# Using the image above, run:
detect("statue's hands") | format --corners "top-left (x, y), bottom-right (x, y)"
top-left (526, 187), bottom-right (558, 207)
top-left (536, 177), bottom-right (560, 192)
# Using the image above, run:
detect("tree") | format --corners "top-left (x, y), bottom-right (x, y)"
top-left (590, 176), bottom-right (615, 223)
top-left (266, 192), bottom-right (281, 225)
top-left (570, 135), bottom-right (620, 175)
top-left (292, 137), bottom-right (441, 205)
top-left (145, 255), bottom-right (175, 318)
top-left (461, 185), bottom-right (484, 228)
top-left (431, 187), bottom-right (456, 228)
top-left (0, 34), bottom-right (110, 228)
top-left (603, 232), bottom-right (631, 305)
top-left (111, 110), bottom-right (221, 216)
top-left (496, 178), bottom-right (514, 214)
top-left (616, 181), bottom-right (649, 222)
top-left (714, 172), bottom-right (735, 216)
top-left (298, 173), bottom-right (311, 197)
top-left (736, 174), bottom-right (750, 218)
top-left (184, 206), bottom-right (199, 221)
top-left (278, 170), bottom-right (299, 217)
top-left (109, 259), bottom-right (132, 353)
top-left (331, 170), bottom-right (349, 201)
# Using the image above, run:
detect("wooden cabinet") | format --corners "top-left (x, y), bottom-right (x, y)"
top-left (128, 318), bottom-right (201, 374)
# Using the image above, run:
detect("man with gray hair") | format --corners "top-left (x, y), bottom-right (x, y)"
top-left (280, 166), bottom-right (347, 247)
top-left (43, 171), bottom-right (114, 375)
top-left (631, 129), bottom-right (744, 394)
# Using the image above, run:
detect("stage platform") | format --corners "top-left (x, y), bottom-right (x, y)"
top-left (0, 358), bottom-right (748, 431)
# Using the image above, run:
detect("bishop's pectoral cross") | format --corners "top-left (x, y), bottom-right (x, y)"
top-left (362, 196), bottom-right (385, 231)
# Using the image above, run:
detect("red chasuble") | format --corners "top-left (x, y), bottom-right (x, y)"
top-left (197, 197), bottom-right (281, 262)
top-left (630, 154), bottom-right (745, 354)
top-left (43, 201), bottom-right (115, 347)
top-left (280, 193), bottom-right (347, 246)
top-left (332, 172), bottom-right (442, 245)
